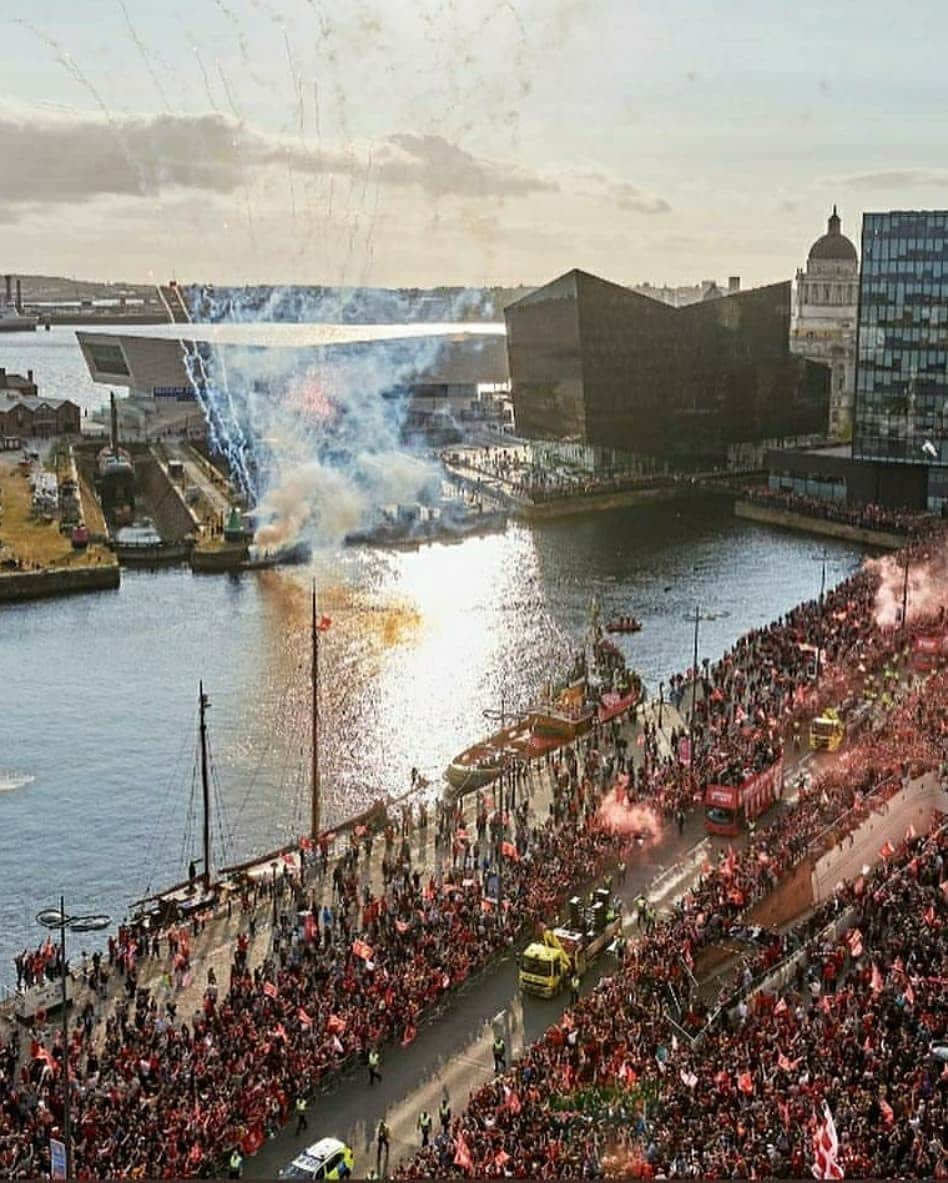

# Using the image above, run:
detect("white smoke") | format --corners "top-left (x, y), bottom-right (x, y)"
top-left (182, 291), bottom-right (463, 551)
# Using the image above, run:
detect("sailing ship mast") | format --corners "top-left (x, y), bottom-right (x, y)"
top-left (198, 681), bottom-right (212, 891)
top-left (311, 584), bottom-right (320, 840)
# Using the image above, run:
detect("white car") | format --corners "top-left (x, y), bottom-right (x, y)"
top-left (279, 1137), bottom-right (355, 1180)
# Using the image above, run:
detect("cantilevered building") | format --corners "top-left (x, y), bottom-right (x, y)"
top-left (505, 270), bottom-right (829, 468)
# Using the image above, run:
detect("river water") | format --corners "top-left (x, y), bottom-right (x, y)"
top-left (0, 327), bottom-right (870, 984)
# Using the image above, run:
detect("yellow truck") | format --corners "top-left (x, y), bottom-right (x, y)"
top-left (518, 888), bottom-right (622, 998)
top-left (809, 707), bottom-right (845, 752)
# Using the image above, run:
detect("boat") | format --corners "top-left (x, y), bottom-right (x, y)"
top-left (444, 635), bottom-right (643, 795)
top-left (0, 304), bottom-right (37, 333)
top-left (606, 616), bottom-right (642, 634)
top-left (96, 393), bottom-right (135, 525)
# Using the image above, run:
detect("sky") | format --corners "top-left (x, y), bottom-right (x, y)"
top-left (2, 0), bottom-right (947, 289)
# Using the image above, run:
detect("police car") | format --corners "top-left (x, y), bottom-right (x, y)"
top-left (279, 1137), bottom-right (354, 1179)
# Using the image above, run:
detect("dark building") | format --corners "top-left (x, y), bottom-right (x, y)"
top-left (505, 270), bottom-right (829, 468)
top-left (854, 210), bottom-right (948, 511)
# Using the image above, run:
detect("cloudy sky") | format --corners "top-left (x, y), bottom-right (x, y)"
top-left (2, 0), bottom-right (947, 288)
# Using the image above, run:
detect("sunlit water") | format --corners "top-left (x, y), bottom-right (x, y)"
top-left (0, 329), bottom-right (870, 983)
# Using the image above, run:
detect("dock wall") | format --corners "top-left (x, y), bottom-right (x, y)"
top-left (733, 500), bottom-right (904, 549)
top-left (137, 452), bottom-right (200, 543)
top-left (0, 561), bottom-right (120, 603)
top-left (520, 483), bottom-right (690, 521)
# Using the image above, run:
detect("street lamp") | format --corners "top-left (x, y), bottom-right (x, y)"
top-left (35, 899), bottom-right (110, 1181)
top-left (681, 608), bottom-right (727, 790)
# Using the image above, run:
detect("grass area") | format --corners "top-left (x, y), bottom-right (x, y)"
top-left (0, 462), bottom-right (112, 569)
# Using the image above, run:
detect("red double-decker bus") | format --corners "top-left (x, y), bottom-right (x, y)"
top-left (704, 756), bottom-right (784, 837)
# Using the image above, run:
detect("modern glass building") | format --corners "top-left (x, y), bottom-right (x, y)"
top-left (854, 211), bottom-right (948, 510)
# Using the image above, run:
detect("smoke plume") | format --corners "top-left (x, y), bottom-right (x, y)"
top-left (866, 543), bottom-right (948, 630)
top-left (597, 786), bottom-right (663, 845)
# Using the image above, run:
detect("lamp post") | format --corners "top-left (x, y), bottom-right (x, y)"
top-left (681, 608), bottom-right (725, 796)
top-left (35, 901), bottom-right (110, 1181)
top-left (816, 557), bottom-right (826, 682)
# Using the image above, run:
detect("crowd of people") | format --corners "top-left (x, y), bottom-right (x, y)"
top-left (743, 485), bottom-right (941, 537)
top-left (398, 663), bottom-right (948, 1179)
top-left (2, 524), bottom-right (947, 1177)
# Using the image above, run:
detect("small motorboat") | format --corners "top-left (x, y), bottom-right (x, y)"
top-left (606, 616), bottom-right (642, 634)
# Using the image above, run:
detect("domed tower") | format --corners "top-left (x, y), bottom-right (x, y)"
top-left (791, 206), bottom-right (859, 436)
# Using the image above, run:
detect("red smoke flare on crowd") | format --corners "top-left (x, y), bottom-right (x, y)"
top-left (597, 785), bottom-right (663, 846)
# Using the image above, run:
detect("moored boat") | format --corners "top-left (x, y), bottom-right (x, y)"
top-left (606, 616), bottom-right (642, 634)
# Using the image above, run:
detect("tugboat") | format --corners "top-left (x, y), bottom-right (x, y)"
top-left (606, 615), bottom-right (642, 634)
top-left (444, 625), bottom-right (642, 796)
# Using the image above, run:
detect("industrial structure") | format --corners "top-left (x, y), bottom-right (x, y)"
top-left (505, 269), bottom-right (829, 471)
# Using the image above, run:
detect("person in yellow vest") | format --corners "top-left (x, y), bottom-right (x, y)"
top-left (438, 1097), bottom-right (452, 1131)
top-left (569, 973), bottom-right (581, 1005)
top-left (492, 1035), bottom-right (506, 1072)
top-left (417, 1108), bottom-right (433, 1147)
top-left (294, 1094), bottom-right (308, 1135)
top-left (228, 1148), bottom-right (243, 1179)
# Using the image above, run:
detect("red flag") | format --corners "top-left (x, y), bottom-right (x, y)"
top-left (352, 938), bottom-right (374, 961)
top-left (303, 912), bottom-right (317, 943)
top-left (262, 980), bottom-right (278, 999)
top-left (401, 1023), bottom-right (417, 1047)
top-left (811, 1099), bottom-right (844, 1179)
top-left (879, 839), bottom-right (895, 860)
top-left (846, 929), bottom-right (863, 959)
top-left (298, 1007), bottom-right (313, 1028)
top-left (241, 1126), bottom-right (265, 1156)
top-left (774, 997), bottom-right (788, 1016)
top-left (737, 1071), bottom-right (754, 1095)
top-left (453, 1134), bottom-right (473, 1173)
top-left (923, 904), bottom-right (936, 927)
top-left (879, 1098), bottom-right (894, 1125)
top-left (870, 963), bottom-right (884, 994)
top-left (500, 840), bottom-right (519, 861)
top-left (494, 1150), bottom-right (510, 1167)
top-left (317, 615), bottom-right (332, 632)
top-left (326, 1014), bottom-right (347, 1034)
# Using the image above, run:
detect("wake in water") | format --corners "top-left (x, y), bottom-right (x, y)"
top-left (0, 773), bottom-right (35, 793)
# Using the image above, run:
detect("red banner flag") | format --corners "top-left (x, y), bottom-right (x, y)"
top-left (737, 1071), bottom-right (754, 1095)
top-left (326, 1014), bottom-right (347, 1033)
top-left (262, 981), bottom-right (278, 999)
top-left (352, 938), bottom-right (374, 961)
top-left (870, 963), bottom-right (884, 994)
top-left (453, 1134), bottom-right (473, 1173)
top-left (774, 997), bottom-right (788, 1016)
top-left (298, 1007), bottom-right (313, 1028)
top-left (879, 1098), bottom-right (894, 1125)
top-left (500, 840), bottom-right (519, 861)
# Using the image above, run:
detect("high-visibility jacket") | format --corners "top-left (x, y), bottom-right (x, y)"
top-left (418, 1111), bottom-right (432, 1131)
top-left (368, 1050), bottom-right (380, 1068)
top-left (229, 1152), bottom-right (243, 1172)
top-left (493, 1037), bottom-right (505, 1055)
top-left (295, 1097), bottom-right (307, 1113)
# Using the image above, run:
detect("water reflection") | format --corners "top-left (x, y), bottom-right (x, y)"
top-left (0, 499), bottom-right (864, 978)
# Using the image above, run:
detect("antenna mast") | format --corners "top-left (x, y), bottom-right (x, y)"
top-left (199, 681), bottom-right (212, 891)
top-left (311, 585), bottom-right (320, 840)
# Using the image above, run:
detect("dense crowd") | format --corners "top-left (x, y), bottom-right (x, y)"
top-left (398, 667), bottom-right (948, 1180)
top-left (2, 525), bottom-right (947, 1177)
top-left (743, 485), bottom-right (941, 537)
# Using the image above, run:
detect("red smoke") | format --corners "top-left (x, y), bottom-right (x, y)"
top-left (598, 785), bottom-right (663, 846)
top-left (867, 541), bottom-right (948, 630)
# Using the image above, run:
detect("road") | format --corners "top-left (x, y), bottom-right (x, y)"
top-left (246, 809), bottom-right (716, 1178)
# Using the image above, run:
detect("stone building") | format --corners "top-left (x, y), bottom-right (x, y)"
top-left (790, 207), bottom-right (859, 437)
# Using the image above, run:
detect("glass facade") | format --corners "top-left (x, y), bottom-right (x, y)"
top-left (854, 211), bottom-right (948, 507)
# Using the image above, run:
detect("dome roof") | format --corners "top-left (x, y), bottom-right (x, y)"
top-left (808, 206), bottom-right (857, 263)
